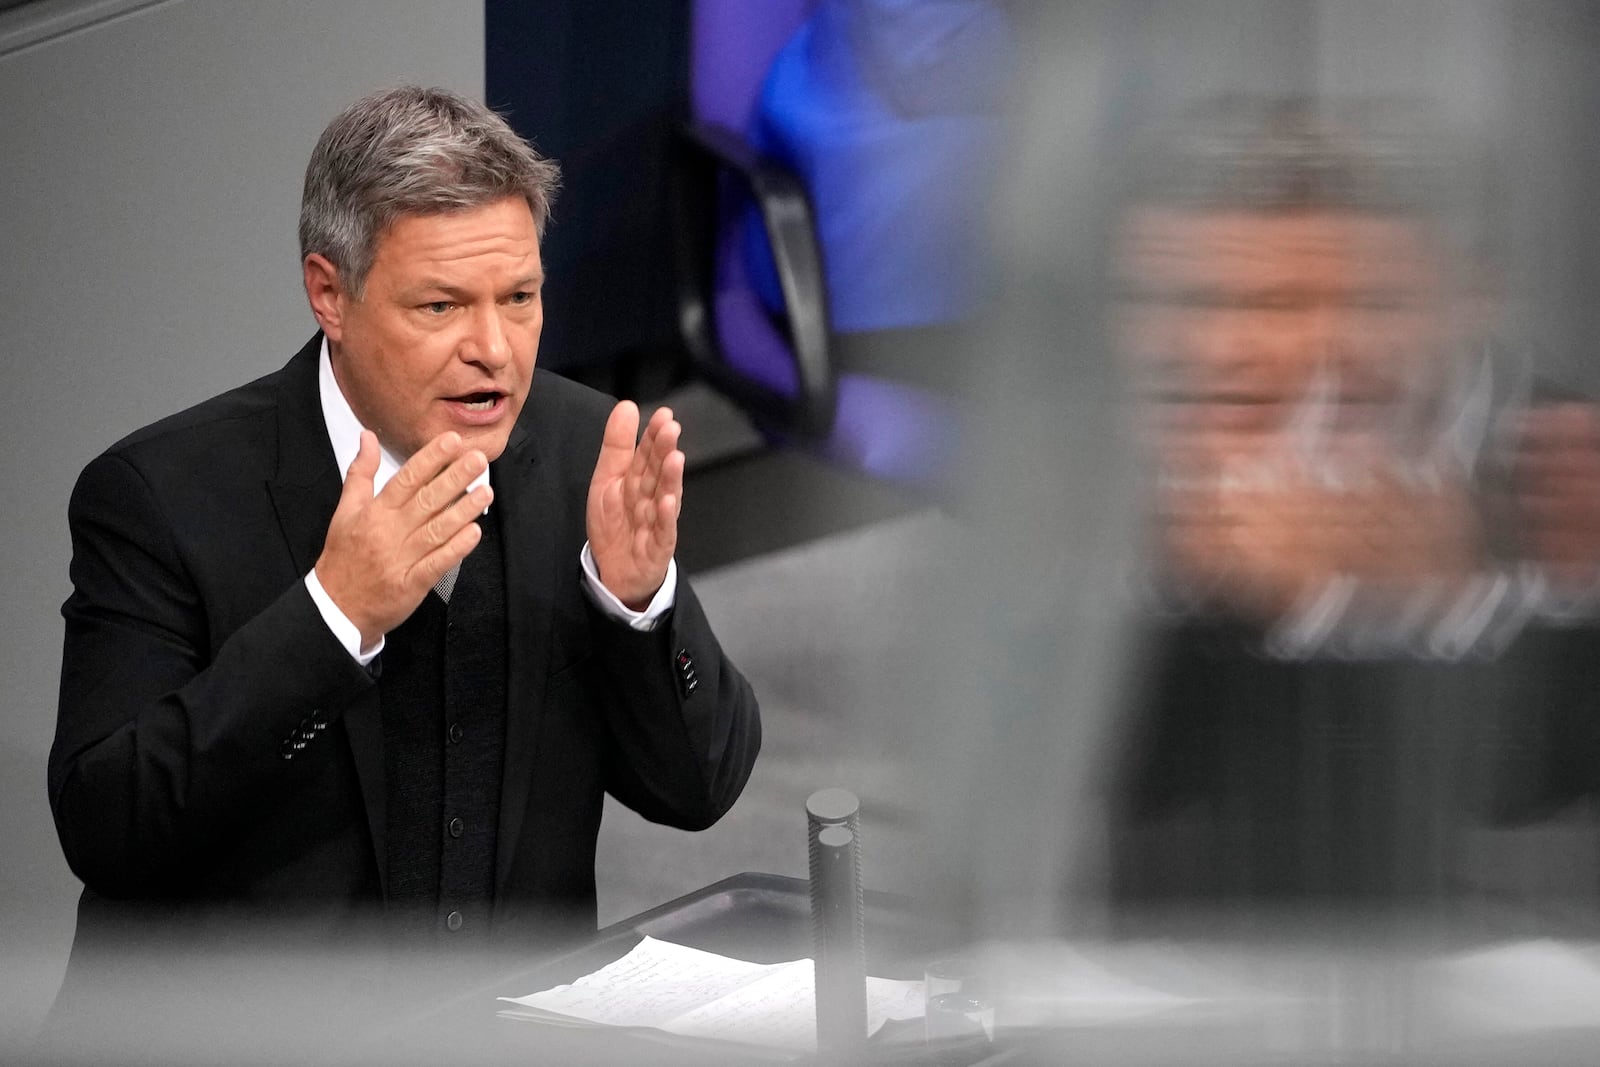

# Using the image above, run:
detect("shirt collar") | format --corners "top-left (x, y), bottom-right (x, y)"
top-left (318, 336), bottom-right (492, 500)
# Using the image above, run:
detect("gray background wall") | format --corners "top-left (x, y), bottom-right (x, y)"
top-left (0, 0), bottom-right (483, 1046)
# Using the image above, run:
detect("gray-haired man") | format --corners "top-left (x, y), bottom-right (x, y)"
top-left (50, 86), bottom-right (760, 980)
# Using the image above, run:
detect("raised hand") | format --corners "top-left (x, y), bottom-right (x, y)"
top-left (314, 430), bottom-right (492, 649)
top-left (587, 402), bottom-right (684, 610)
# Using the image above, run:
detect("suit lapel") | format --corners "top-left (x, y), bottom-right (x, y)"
top-left (264, 335), bottom-right (390, 895)
top-left (493, 411), bottom-right (564, 893)
top-left (260, 343), bottom-right (570, 899)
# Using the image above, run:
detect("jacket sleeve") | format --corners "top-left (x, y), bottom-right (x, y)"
top-left (50, 451), bottom-right (374, 896)
top-left (589, 577), bottom-right (761, 831)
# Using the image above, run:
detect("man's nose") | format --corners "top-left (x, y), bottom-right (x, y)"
top-left (1304, 302), bottom-right (1348, 360)
top-left (463, 306), bottom-right (512, 369)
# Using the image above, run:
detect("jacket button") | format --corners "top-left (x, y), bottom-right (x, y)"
top-left (279, 739), bottom-right (296, 760)
top-left (445, 910), bottom-right (463, 932)
top-left (448, 817), bottom-right (464, 838)
top-left (676, 649), bottom-right (699, 697)
top-left (447, 722), bottom-right (463, 744)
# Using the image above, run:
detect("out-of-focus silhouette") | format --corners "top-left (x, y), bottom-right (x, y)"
top-left (1106, 97), bottom-right (1600, 909)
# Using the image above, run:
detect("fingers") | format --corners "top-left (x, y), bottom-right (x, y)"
top-left (1522, 402), bottom-right (1600, 442)
top-left (635, 445), bottom-right (683, 569)
top-left (653, 446), bottom-right (685, 520)
top-left (411, 513), bottom-right (484, 588)
top-left (628, 408), bottom-right (682, 519)
top-left (407, 482), bottom-right (493, 556)
top-left (638, 406), bottom-right (679, 473)
top-left (596, 402), bottom-right (683, 523)
top-left (412, 449), bottom-right (489, 517)
top-left (375, 430), bottom-right (493, 521)
top-left (381, 431), bottom-right (467, 502)
top-left (649, 485), bottom-right (681, 556)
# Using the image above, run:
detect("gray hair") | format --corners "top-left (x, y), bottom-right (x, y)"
top-left (299, 86), bottom-right (560, 297)
top-left (1123, 95), bottom-right (1495, 274)
top-left (1129, 97), bottom-right (1442, 216)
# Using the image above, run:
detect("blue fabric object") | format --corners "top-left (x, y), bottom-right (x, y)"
top-left (746, 0), bottom-right (1015, 334)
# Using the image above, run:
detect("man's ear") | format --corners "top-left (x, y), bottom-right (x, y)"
top-left (303, 253), bottom-right (349, 342)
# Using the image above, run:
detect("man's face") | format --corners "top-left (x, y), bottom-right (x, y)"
top-left (317, 196), bottom-right (544, 462)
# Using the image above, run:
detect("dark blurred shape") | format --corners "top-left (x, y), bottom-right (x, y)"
top-left (487, 1), bottom-right (691, 391)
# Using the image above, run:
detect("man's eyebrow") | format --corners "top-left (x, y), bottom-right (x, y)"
top-left (406, 280), bottom-right (472, 300)
top-left (401, 274), bottom-right (545, 300)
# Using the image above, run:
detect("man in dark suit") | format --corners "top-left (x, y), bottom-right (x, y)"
top-left (47, 86), bottom-right (761, 1009)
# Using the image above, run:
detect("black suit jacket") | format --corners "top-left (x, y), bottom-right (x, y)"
top-left (50, 335), bottom-right (761, 951)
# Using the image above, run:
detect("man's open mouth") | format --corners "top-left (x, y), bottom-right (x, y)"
top-left (454, 391), bottom-right (503, 411)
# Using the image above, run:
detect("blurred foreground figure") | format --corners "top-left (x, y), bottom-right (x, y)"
top-left (1109, 97), bottom-right (1600, 908)
top-left (909, 5), bottom-right (1600, 1060)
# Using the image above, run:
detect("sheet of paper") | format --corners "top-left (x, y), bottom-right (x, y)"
top-left (663, 962), bottom-right (924, 1049)
top-left (499, 936), bottom-right (786, 1031)
top-left (665, 960), bottom-right (818, 1049)
top-left (498, 935), bottom-right (925, 1054)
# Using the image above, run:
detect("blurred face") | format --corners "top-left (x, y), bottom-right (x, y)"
top-left (1114, 207), bottom-right (1478, 618)
top-left (308, 196), bottom-right (544, 462)
top-left (1117, 207), bottom-right (1450, 437)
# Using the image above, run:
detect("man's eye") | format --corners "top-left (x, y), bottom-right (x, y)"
top-left (423, 301), bottom-right (453, 314)
top-left (508, 290), bottom-right (537, 306)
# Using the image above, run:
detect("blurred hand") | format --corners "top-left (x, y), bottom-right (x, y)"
top-left (314, 430), bottom-right (491, 649)
top-left (1516, 402), bottom-right (1600, 588)
top-left (1163, 426), bottom-right (1479, 622)
top-left (587, 402), bottom-right (684, 610)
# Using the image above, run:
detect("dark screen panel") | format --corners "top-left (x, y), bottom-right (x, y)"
top-left (487, 1), bottom-right (691, 380)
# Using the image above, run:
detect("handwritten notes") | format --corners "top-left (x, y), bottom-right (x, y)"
top-left (498, 936), bottom-right (924, 1054)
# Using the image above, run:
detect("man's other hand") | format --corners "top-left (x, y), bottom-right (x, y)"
top-left (587, 402), bottom-right (683, 610)
top-left (315, 430), bottom-right (492, 649)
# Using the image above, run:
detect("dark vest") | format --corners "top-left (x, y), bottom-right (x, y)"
top-left (378, 509), bottom-right (508, 941)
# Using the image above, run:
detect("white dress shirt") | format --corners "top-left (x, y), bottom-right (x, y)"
top-left (304, 338), bottom-right (677, 664)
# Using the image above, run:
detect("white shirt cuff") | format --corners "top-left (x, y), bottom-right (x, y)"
top-left (580, 544), bottom-right (677, 631)
top-left (305, 569), bottom-right (384, 666)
